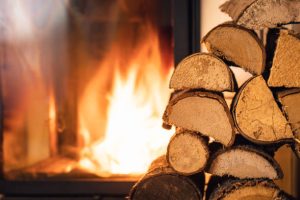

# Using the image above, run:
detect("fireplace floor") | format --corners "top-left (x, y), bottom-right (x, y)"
top-left (2, 156), bottom-right (138, 199)
top-left (5, 156), bottom-right (140, 181)
top-left (0, 179), bottom-right (134, 199)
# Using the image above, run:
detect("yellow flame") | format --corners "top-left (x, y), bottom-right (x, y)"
top-left (78, 26), bottom-right (173, 177)
top-left (49, 90), bottom-right (57, 156)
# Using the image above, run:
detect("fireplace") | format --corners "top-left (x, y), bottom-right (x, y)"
top-left (0, 0), bottom-right (199, 198)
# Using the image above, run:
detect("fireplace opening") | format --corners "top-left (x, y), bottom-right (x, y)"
top-left (0, 0), bottom-right (200, 197)
top-left (1, 0), bottom-right (175, 180)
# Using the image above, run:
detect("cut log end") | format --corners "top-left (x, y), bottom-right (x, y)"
top-left (207, 178), bottom-right (293, 200)
top-left (207, 145), bottom-right (283, 179)
top-left (268, 30), bottom-right (300, 88)
top-left (277, 89), bottom-right (300, 158)
top-left (202, 23), bottom-right (265, 75)
top-left (278, 89), bottom-right (300, 137)
top-left (219, 0), bottom-right (257, 21)
top-left (163, 91), bottom-right (235, 147)
top-left (167, 130), bottom-right (209, 175)
top-left (233, 76), bottom-right (294, 144)
top-left (220, 0), bottom-right (300, 30)
top-left (170, 53), bottom-right (235, 92)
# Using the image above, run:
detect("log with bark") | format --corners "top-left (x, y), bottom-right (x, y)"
top-left (206, 145), bottom-right (283, 179)
top-left (170, 53), bottom-right (235, 92)
top-left (278, 89), bottom-right (300, 158)
top-left (202, 23), bottom-right (265, 75)
top-left (232, 75), bottom-right (294, 144)
top-left (163, 91), bottom-right (235, 147)
top-left (206, 176), bottom-right (294, 200)
top-left (231, 134), bottom-right (288, 157)
top-left (268, 30), bottom-right (300, 87)
top-left (220, 0), bottom-right (300, 30)
top-left (129, 155), bottom-right (204, 200)
top-left (166, 129), bottom-right (209, 175)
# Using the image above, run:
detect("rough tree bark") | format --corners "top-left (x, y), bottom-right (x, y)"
top-left (129, 155), bottom-right (204, 200)
top-left (220, 0), bottom-right (300, 30)
top-left (206, 176), bottom-right (294, 200)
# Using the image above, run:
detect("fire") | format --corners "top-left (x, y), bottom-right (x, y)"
top-left (78, 25), bottom-right (173, 177)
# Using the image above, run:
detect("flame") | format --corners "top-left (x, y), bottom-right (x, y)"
top-left (49, 90), bottom-right (57, 156)
top-left (78, 25), bottom-right (173, 177)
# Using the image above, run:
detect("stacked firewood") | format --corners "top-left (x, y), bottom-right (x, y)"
top-left (130, 1), bottom-right (300, 199)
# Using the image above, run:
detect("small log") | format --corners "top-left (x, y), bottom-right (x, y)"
top-left (232, 75), bottom-right (293, 144)
top-left (129, 156), bottom-right (204, 200)
top-left (220, 0), bottom-right (300, 30)
top-left (206, 145), bottom-right (283, 179)
top-left (202, 23), bottom-right (265, 75)
top-left (163, 91), bottom-right (235, 147)
top-left (206, 176), bottom-right (294, 200)
top-left (170, 53), bottom-right (235, 92)
top-left (166, 130), bottom-right (209, 175)
top-left (268, 30), bottom-right (300, 87)
top-left (277, 88), bottom-right (300, 158)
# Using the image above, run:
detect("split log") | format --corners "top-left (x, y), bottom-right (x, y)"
top-left (278, 89), bottom-right (300, 158)
top-left (166, 129), bottom-right (209, 175)
top-left (202, 23), bottom-right (265, 75)
top-left (170, 53), bottom-right (235, 92)
top-left (268, 30), bottom-right (300, 87)
top-left (232, 75), bottom-right (293, 144)
top-left (294, 142), bottom-right (300, 158)
top-left (206, 145), bottom-right (283, 179)
top-left (265, 28), bottom-right (281, 68)
top-left (163, 91), bottom-right (235, 147)
top-left (206, 176), bottom-right (294, 200)
top-left (162, 90), bottom-right (189, 130)
top-left (231, 134), bottom-right (288, 157)
top-left (278, 89), bottom-right (300, 138)
top-left (129, 155), bottom-right (204, 200)
top-left (220, 0), bottom-right (300, 30)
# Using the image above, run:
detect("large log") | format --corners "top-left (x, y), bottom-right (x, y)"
top-left (202, 23), bottom-right (265, 75)
top-left (163, 91), bottom-right (235, 147)
top-left (206, 145), bottom-right (283, 179)
top-left (129, 156), bottom-right (204, 200)
top-left (170, 53), bottom-right (235, 92)
top-left (232, 76), bottom-right (293, 144)
top-left (220, 0), bottom-right (300, 30)
top-left (167, 129), bottom-right (209, 175)
top-left (206, 176), bottom-right (294, 200)
top-left (268, 30), bottom-right (300, 87)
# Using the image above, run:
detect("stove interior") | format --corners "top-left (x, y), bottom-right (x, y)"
top-left (1, 0), bottom-right (174, 181)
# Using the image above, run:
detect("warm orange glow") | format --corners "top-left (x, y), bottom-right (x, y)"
top-left (77, 25), bottom-right (173, 177)
top-left (49, 90), bottom-right (57, 156)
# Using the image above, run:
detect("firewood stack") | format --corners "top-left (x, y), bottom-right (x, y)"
top-left (130, 1), bottom-right (300, 199)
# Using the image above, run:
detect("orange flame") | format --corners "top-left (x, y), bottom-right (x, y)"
top-left (78, 25), bottom-right (173, 177)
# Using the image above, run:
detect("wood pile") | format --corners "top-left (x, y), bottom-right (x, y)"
top-left (130, 0), bottom-right (300, 199)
